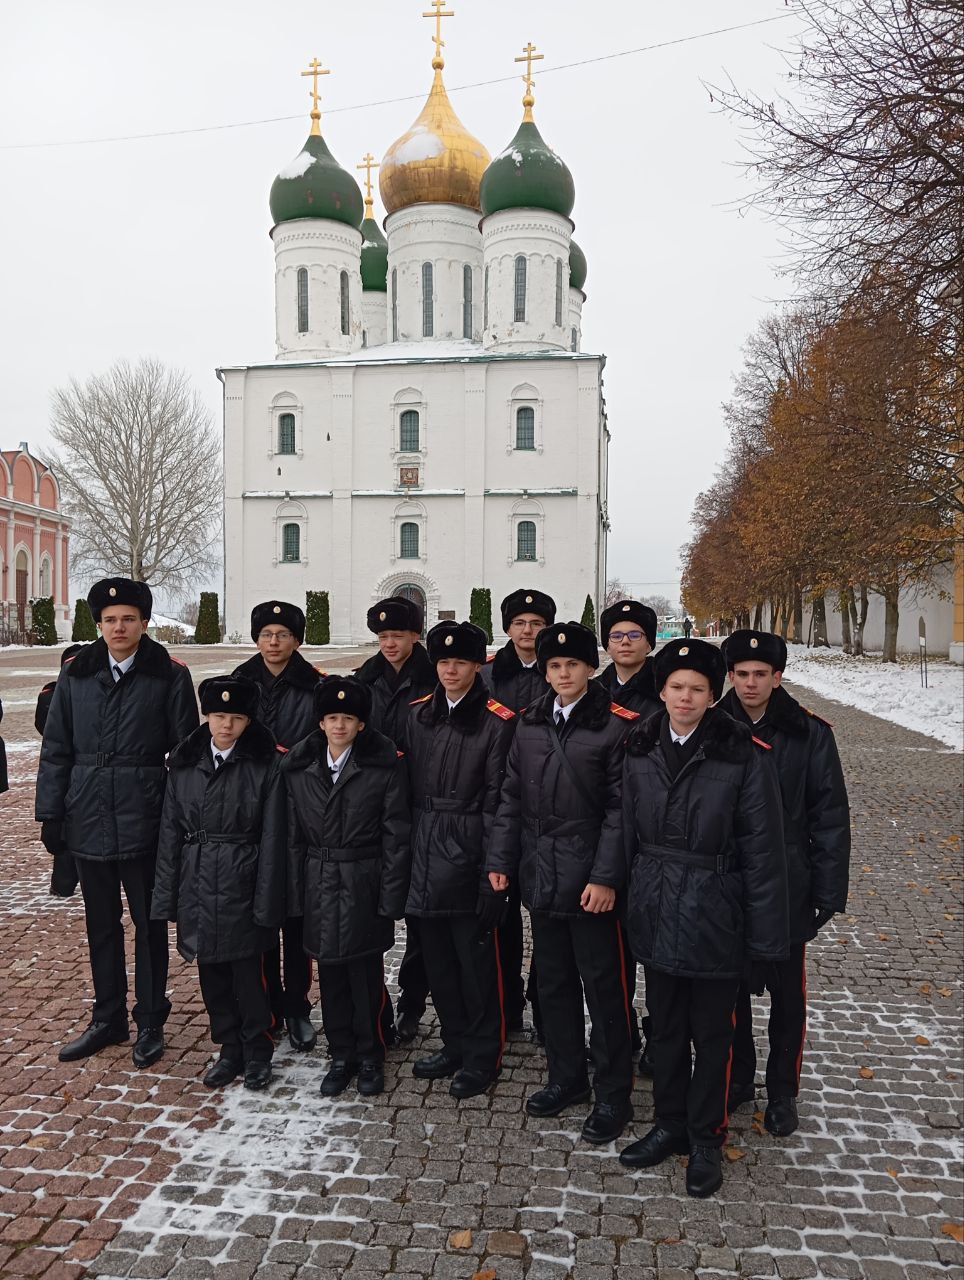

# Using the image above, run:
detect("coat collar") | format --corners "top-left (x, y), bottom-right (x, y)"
top-left (418, 674), bottom-right (488, 728)
top-left (627, 704), bottom-right (753, 763)
top-left (281, 725), bottom-right (399, 772)
top-left (598, 657), bottom-right (657, 701)
top-left (67, 634), bottom-right (174, 680)
top-left (233, 648), bottom-right (321, 690)
top-left (718, 683), bottom-right (808, 737)
top-left (491, 641), bottom-right (539, 684)
top-left (355, 642), bottom-right (435, 690)
top-left (521, 676), bottom-right (612, 731)
top-left (168, 719), bottom-right (278, 768)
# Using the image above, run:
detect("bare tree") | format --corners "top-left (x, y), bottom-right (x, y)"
top-left (49, 359), bottom-right (223, 592)
top-left (641, 594), bottom-right (677, 617)
top-left (604, 578), bottom-right (634, 607)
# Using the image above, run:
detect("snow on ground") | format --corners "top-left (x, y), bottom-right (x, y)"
top-left (784, 647), bottom-right (963, 750)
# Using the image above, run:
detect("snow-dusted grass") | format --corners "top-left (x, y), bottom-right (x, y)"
top-left (783, 646), bottom-right (963, 751)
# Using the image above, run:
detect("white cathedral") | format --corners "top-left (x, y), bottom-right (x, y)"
top-left (220, 15), bottom-right (610, 643)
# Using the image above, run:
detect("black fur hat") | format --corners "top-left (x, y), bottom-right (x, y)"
top-left (199, 675), bottom-right (261, 718)
top-left (536, 620), bottom-right (599, 672)
top-left (87, 577), bottom-right (153, 622)
top-left (314, 675), bottom-right (372, 720)
top-left (427, 620), bottom-right (487, 665)
top-left (251, 600), bottom-right (305, 644)
top-left (600, 599), bottom-right (657, 649)
top-left (367, 595), bottom-right (423, 634)
top-left (500, 588), bottom-right (556, 631)
top-left (722, 630), bottom-right (788, 673)
top-left (653, 638), bottom-right (725, 701)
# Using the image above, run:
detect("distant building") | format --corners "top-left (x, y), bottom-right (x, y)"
top-left (0, 443), bottom-right (71, 641)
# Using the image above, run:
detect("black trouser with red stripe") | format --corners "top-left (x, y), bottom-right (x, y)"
top-left (418, 914), bottom-right (505, 1078)
top-left (198, 954), bottom-right (274, 1064)
top-left (498, 881), bottom-right (526, 1027)
top-left (318, 954), bottom-right (387, 1063)
top-left (731, 942), bottom-right (807, 1099)
top-left (531, 912), bottom-right (633, 1107)
top-left (264, 915), bottom-right (313, 1027)
top-left (645, 967), bottom-right (740, 1147)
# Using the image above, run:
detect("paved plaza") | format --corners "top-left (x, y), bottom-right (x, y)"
top-left (1, 645), bottom-right (961, 1280)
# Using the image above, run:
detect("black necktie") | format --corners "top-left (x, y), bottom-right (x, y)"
top-left (554, 712), bottom-right (565, 736)
top-left (214, 753), bottom-right (224, 769)
top-left (113, 664), bottom-right (123, 682)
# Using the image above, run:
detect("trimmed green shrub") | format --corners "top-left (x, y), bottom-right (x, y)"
top-left (71, 598), bottom-right (97, 641)
top-left (305, 590), bottom-right (330, 645)
top-left (580, 594), bottom-right (597, 634)
top-left (470, 587), bottom-right (493, 642)
top-left (195, 592), bottom-right (221, 644)
top-left (31, 596), bottom-right (58, 645)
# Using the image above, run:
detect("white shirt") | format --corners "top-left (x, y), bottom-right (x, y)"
top-left (109, 652), bottom-right (136, 681)
top-left (521, 659), bottom-right (538, 670)
top-left (670, 726), bottom-right (698, 746)
top-left (446, 694), bottom-right (466, 712)
top-left (552, 690), bottom-right (586, 725)
top-left (327, 745), bottom-right (352, 783)
top-left (211, 741), bottom-right (235, 768)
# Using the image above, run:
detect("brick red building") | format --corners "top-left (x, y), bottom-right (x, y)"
top-left (0, 443), bottom-right (70, 640)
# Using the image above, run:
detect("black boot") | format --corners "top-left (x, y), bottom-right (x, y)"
top-left (357, 1060), bottom-right (385, 1097)
top-left (727, 1079), bottom-right (756, 1113)
top-left (203, 1055), bottom-right (242, 1088)
top-left (619, 1125), bottom-right (689, 1168)
top-left (581, 1100), bottom-right (633, 1144)
top-left (132, 1026), bottom-right (164, 1069)
top-left (58, 1020), bottom-right (129, 1063)
top-left (287, 1015), bottom-right (317, 1052)
top-left (412, 1049), bottom-right (461, 1080)
top-left (396, 1011), bottom-right (421, 1043)
top-left (243, 1060), bottom-right (273, 1091)
top-left (449, 1068), bottom-right (498, 1099)
top-left (764, 1096), bottom-right (799, 1136)
top-left (320, 1060), bottom-right (358, 1096)
top-left (525, 1081), bottom-right (591, 1117)
top-left (686, 1146), bottom-right (723, 1198)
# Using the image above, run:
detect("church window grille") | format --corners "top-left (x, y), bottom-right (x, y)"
top-left (340, 271), bottom-right (350, 336)
top-left (514, 256), bottom-right (527, 322)
top-left (296, 268), bottom-right (309, 333)
top-left (391, 269), bottom-right (398, 341)
top-left (278, 413), bottom-right (296, 455)
top-left (484, 265), bottom-right (489, 330)
top-left (400, 410), bottom-right (420, 453)
top-left (400, 521), bottom-right (420, 559)
top-left (463, 265), bottom-right (473, 339)
top-left (281, 523), bottom-right (301, 562)
top-left (516, 520), bottom-right (537, 561)
top-left (555, 259), bottom-right (564, 326)
top-left (422, 263), bottom-right (434, 337)
top-left (515, 406), bottom-right (535, 451)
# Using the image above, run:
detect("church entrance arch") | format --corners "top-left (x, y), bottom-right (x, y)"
top-left (371, 570), bottom-right (440, 637)
top-left (397, 583), bottom-right (427, 634)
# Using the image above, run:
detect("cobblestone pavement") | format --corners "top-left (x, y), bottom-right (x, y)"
top-left (1, 646), bottom-right (961, 1280)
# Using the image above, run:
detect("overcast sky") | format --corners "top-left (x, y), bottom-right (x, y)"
top-left (0, 0), bottom-right (804, 610)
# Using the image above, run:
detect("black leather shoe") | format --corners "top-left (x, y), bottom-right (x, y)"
top-left (357, 1060), bottom-right (384, 1096)
top-left (287, 1015), bottom-right (317, 1052)
top-left (412, 1049), bottom-right (462, 1080)
top-left (727, 1079), bottom-right (756, 1113)
top-left (58, 1020), bottom-right (129, 1062)
top-left (619, 1125), bottom-right (689, 1167)
top-left (525, 1081), bottom-right (591, 1118)
top-left (203, 1056), bottom-right (242, 1088)
top-left (764, 1095), bottom-right (799, 1136)
top-left (396, 1012), bottom-right (422, 1044)
top-left (132, 1026), bottom-right (164, 1069)
top-left (686, 1145), bottom-right (723, 1198)
top-left (449, 1068), bottom-right (497, 1099)
top-left (320, 1060), bottom-right (358, 1096)
top-left (581, 1100), bottom-right (633, 1144)
top-left (637, 1039), bottom-right (654, 1078)
top-left (243, 1060), bottom-right (272, 1091)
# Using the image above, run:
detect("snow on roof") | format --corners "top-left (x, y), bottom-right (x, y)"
top-left (278, 150), bottom-right (315, 180)
top-left (150, 613), bottom-right (190, 632)
top-left (390, 127), bottom-right (446, 166)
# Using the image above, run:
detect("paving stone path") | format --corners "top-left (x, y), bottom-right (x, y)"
top-left (1, 646), bottom-right (961, 1280)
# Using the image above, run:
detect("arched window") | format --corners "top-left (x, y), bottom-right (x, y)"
top-left (391, 268), bottom-right (398, 341)
top-left (340, 270), bottom-right (350, 336)
top-left (516, 520), bottom-right (537, 561)
top-left (462, 264), bottom-right (473, 339)
top-left (400, 410), bottom-right (420, 453)
top-left (296, 268), bottom-right (309, 333)
top-left (278, 413), bottom-right (296, 455)
top-left (555, 259), bottom-right (564, 326)
top-left (400, 521), bottom-right (420, 559)
top-left (39, 556), bottom-right (52, 597)
top-left (514, 256), bottom-right (527, 322)
top-left (422, 262), bottom-right (434, 337)
top-left (483, 265), bottom-right (489, 330)
top-left (515, 406), bottom-right (535, 451)
top-left (281, 523), bottom-right (301, 562)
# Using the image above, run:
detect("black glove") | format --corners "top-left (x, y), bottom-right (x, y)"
top-left (813, 905), bottom-right (835, 932)
top-left (40, 820), bottom-right (66, 857)
top-left (49, 852), bottom-right (79, 898)
top-left (475, 890), bottom-right (507, 934)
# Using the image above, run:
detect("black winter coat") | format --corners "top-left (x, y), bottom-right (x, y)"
top-left (354, 644), bottom-right (436, 744)
top-left (622, 707), bottom-right (788, 980)
top-left (151, 721), bottom-right (286, 963)
top-left (0, 697), bottom-right (6, 795)
top-left (231, 650), bottom-right (322, 748)
top-left (487, 679), bottom-right (638, 918)
top-left (481, 644), bottom-right (548, 712)
top-left (35, 637), bottom-right (199, 860)
top-left (595, 657), bottom-right (662, 718)
top-left (35, 682), bottom-right (57, 735)
top-left (403, 678), bottom-right (516, 918)
top-left (283, 728), bottom-right (411, 963)
top-left (718, 686), bottom-right (850, 943)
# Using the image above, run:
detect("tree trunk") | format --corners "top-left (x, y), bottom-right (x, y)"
top-left (779, 594), bottom-right (791, 642)
top-left (839, 586), bottom-right (853, 654)
top-left (769, 599), bottom-right (779, 632)
top-left (811, 594), bottom-right (829, 647)
top-left (881, 582), bottom-right (900, 662)
top-left (791, 583), bottom-right (804, 643)
top-left (852, 584), bottom-right (869, 657)
top-left (752, 600), bottom-right (764, 630)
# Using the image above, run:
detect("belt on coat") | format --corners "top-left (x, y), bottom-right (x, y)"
top-left (306, 844), bottom-right (381, 862)
top-left (523, 814), bottom-right (598, 837)
top-left (415, 797), bottom-right (482, 813)
top-left (640, 841), bottom-right (737, 876)
top-left (76, 752), bottom-right (165, 767)
top-left (183, 830), bottom-right (259, 844)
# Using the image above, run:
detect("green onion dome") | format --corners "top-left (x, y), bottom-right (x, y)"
top-left (480, 118), bottom-right (575, 219)
top-left (270, 132), bottom-right (364, 229)
top-left (569, 239), bottom-right (587, 292)
top-left (360, 212), bottom-right (388, 291)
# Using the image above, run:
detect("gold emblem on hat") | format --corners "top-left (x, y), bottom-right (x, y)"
top-left (273, 605), bottom-right (281, 615)
top-left (337, 690), bottom-right (346, 700)
top-left (750, 637), bottom-right (759, 648)
top-left (525, 595), bottom-right (533, 604)
top-left (622, 604), bottom-right (630, 612)
top-left (109, 587), bottom-right (117, 597)
top-left (379, 611), bottom-right (386, 621)
top-left (558, 633), bottom-right (566, 643)
top-left (221, 690), bottom-right (230, 702)
top-left (445, 634), bottom-right (454, 646)
top-left (679, 645), bottom-right (689, 655)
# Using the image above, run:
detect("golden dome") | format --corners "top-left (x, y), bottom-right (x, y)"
top-left (379, 68), bottom-right (491, 215)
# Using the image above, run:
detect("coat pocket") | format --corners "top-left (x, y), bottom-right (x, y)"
top-left (627, 855), bottom-right (662, 963)
top-left (692, 869), bottom-right (744, 973)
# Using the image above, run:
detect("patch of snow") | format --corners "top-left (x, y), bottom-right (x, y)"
top-left (783, 647), bottom-right (963, 751)
top-left (151, 613), bottom-right (189, 634)
top-left (328, 337), bottom-right (482, 363)
top-left (277, 149), bottom-right (315, 180)
top-left (390, 128), bottom-right (445, 165)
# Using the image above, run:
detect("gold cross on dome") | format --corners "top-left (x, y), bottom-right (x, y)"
top-left (301, 57), bottom-right (330, 135)
top-left (515, 41), bottom-right (544, 119)
top-left (357, 153), bottom-right (379, 214)
top-left (422, 0), bottom-right (454, 68)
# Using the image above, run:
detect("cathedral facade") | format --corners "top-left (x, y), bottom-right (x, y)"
top-left (220, 21), bottom-right (609, 643)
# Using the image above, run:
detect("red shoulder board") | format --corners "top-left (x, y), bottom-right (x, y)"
top-left (276, 744), bottom-right (289, 754)
top-left (410, 693), bottom-right (433, 706)
top-left (804, 706), bottom-right (834, 728)
top-left (752, 735), bottom-right (772, 750)
top-left (611, 702), bottom-right (640, 721)
top-left (485, 653), bottom-right (496, 664)
top-left (312, 666), bottom-right (328, 676)
top-left (396, 750), bottom-right (405, 759)
top-left (171, 656), bottom-right (188, 667)
top-left (64, 656), bottom-right (77, 666)
top-left (487, 698), bottom-right (516, 721)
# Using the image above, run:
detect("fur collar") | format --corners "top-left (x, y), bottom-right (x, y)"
top-left (718, 684), bottom-right (808, 737)
top-left (597, 657), bottom-right (657, 701)
top-left (627, 705), bottom-right (753, 763)
top-left (281, 725), bottom-right (399, 772)
top-left (491, 642), bottom-right (537, 684)
top-left (233, 648), bottom-right (321, 690)
top-left (415, 675), bottom-right (490, 729)
top-left (355, 642), bottom-right (435, 689)
top-left (168, 719), bottom-right (278, 768)
top-left (521, 675), bottom-right (612, 731)
top-left (67, 634), bottom-right (175, 680)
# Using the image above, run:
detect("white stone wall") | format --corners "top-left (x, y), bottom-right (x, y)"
top-left (568, 287), bottom-right (584, 352)
top-left (482, 209), bottom-right (572, 353)
top-left (273, 219), bottom-right (364, 360)
top-left (361, 291), bottom-right (387, 349)
top-left (820, 569), bottom-right (955, 656)
top-left (384, 204), bottom-right (483, 343)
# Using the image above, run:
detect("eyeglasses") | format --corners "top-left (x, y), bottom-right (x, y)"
top-left (609, 630), bottom-right (644, 643)
top-left (258, 630), bottom-right (294, 642)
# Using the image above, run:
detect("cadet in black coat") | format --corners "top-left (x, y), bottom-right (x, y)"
top-left (233, 600), bottom-right (322, 1051)
top-left (35, 578), bottom-right (199, 1068)
top-left (355, 595), bottom-right (436, 1040)
top-left (0, 697), bottom-right (6, 796)
top-left (152, 677), bottom-right (286, 1091)
top-left (403, 621), bottom-right (516, 1099)
top-left (488, 622), bottom-right (638, 1146)
top-left (620, 639), bottom-right (787, 1199)
top-left (284, 676), bottom-right (411, 1098)
top-left (35, 645), bottom-right (86, 900)
top-left (718, 630), bottom-right (850, 1138)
